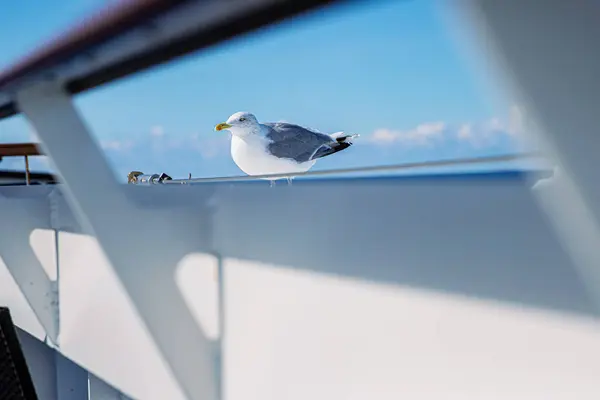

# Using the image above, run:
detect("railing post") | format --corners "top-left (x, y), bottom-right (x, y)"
top-left (24, 155), bottom-right (30, 185)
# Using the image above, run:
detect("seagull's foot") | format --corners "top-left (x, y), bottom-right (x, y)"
top-left (286, 177), bottom-right (293, 186)
top-left (269, 180), bottom-right (276, 188)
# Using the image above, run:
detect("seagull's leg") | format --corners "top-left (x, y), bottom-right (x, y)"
top-left (269, 180), bottom-right (276, 188)
top-left (286, 177), bottom-right (293, 186)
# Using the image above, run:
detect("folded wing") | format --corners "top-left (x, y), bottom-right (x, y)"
top-left (264, 122), bottom-right (354, 163)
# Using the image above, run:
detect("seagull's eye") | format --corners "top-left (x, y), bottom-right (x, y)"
top-left (239, 117), bottom-right (246, 122)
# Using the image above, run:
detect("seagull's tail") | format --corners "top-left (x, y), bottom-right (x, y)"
top-left (310, 133), bottom-right (359, 160)
top-left (330, 131), bottom-right (360, 144)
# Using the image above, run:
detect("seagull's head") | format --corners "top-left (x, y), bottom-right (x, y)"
top-left (215, 112), bottom-right (260, 137)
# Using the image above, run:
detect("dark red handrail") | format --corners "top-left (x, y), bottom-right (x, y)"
top-left (0, 143), bottom-right (41, 157)
top-left (0, 0), bottom-right (186, 88)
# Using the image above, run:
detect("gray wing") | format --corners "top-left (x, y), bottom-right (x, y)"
top-left (263, 122), bottom-right (336, 163)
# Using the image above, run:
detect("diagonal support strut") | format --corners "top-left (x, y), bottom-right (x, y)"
top-left (16, 81), bottom-right (218, 400)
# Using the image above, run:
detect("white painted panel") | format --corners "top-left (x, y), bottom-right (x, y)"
top-left (175, 253), bottom-right (220, 340)
top-left (29, 228), bottom-right (57, 281)
top-left (0, 259), bottom-right (45, 339)
top-left (57, 231), bottom-right (188, 400)
top-left (4, 174), bottom-right (598, 400)
top-left (0, 227), bottom-right (55, 341)
top-left (223, 258), bottom-right (600, 400)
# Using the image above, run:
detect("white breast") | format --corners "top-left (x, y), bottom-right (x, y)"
top-left (230, 136), bottom-right (315, 179)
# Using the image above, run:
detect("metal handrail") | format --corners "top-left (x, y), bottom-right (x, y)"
top-left (154, 152), bottom-right (546, 184)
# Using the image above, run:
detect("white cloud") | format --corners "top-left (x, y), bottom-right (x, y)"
top-left (485, 117), bottom-right (504, 132)
top-left (99, 129), bottom-right (230, 160)
top-left (457, 124), bottom-right (472, 140)
top-left (101, 140), bottom-right (121, 150)
top-left (371, 129), bottom-right (399, 143)
top-left (480, 105), bottom-right (524, 137)
top-left (150, 125), bottom-right (165, 138)
top-left (187, 133), bottom-right (229, 159)
top-left (370, 104), bottom-right (526, 149)
top-left (469, 104), bottom-right (525, 147)
top-left (371, 122), bottom-right (446, 146)
top-left (100, 140), bottom-right (135, 151)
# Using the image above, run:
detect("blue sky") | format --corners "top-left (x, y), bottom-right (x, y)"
top-left (0, 0), bottom-right (529, 180)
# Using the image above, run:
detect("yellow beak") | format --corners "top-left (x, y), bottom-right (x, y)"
top-left (215, 122), bottom-right (232, 131)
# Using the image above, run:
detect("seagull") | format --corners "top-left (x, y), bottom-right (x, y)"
top-left (215, 112), bottom-right (358, 185)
